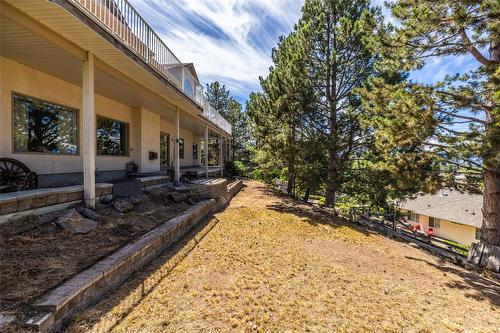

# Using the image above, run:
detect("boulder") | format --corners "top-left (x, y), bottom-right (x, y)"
top-left (57, 209), bottom-right (97, 234)
top-left (149, 188), bottom-right (172, 203)
top-left (114, 199), bottom-right (134, 213)
top-left (78, 207), bottom-right (101, 221)
top-left (170, 192), bottom-right (187, 203)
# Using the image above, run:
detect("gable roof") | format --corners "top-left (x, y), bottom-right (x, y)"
top-left (163, 63), bottom-right (200, 83)
top-left (400, 190), bottom-right (482, 228)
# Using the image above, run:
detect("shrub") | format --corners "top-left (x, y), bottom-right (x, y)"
top-left (225, 160), bottom-right (247, 177)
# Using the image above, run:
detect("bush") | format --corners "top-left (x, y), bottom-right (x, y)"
top-left (225, 160), bottom-right (247, 177)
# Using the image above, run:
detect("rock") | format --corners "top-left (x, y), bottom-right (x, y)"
top-left (56, 209), bottom-right (97, 234)
top-left (186, 197), bottom-right (195, 205)
top-left (113, 199), bottom-right (134, 213)
top-left (0, 312), bottom-right (15, 329)
top-left (149, 188), bottom-right (173, 203)
top-left (170, 192), bottom-right (187, 203)
top-left (78, 207), bottom-right (101, 221)
top-left (130, 194), bottom-right (151, 205)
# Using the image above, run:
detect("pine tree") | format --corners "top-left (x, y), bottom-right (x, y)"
top-left (361, 0), bottom-right (500, 245)
top-left (296, 0), bottom-right (382, 207)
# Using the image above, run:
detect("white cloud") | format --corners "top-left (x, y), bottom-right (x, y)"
top-left (130, 0), bottom-right (303, 103)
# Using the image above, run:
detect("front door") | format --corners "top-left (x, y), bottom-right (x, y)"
top-left (160, 132), bottom-right (170, 169)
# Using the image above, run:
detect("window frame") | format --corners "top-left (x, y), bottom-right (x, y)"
top-left (96, 115), bottom-right (130, 157)
top-left (429, 217), bottom-right (441, 229)
top-left (475, 228), bottom-right (481, 240)
top-left (11, 92), bottom-right (80, 156)
top-left (410, 211), bottom-right (420, 222)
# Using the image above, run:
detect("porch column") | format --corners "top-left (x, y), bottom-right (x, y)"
top-left (82, 52), bottom-right (96, 208)
top-left (219, 138), bottom-right (224, 177)
top-left (174, 106), bottom-right (180, 183)
top-left (204, 124), bottom-right (209, 178)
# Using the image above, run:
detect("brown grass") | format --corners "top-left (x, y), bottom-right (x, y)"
top-left (61, 181), bottom-right (499, 332)
top-left (0, 197), bottom-right (190, 329)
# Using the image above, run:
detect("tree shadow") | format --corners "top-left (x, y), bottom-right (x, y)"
top-left (261, 186), bottom-right (372, 237)
top-left (405, 255), bottom-right (500, 307)
top-left (65, 214), bottom-right (222, 333)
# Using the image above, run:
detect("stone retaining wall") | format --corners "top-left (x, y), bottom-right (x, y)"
top-left (174, 179), bottom-right (228, 200)
top-left (26, 179), bottom-right (244, 333)
top-left (0, 184), bottom-right (113, 217)
top-left (0, 176), bottom-right (169, 220)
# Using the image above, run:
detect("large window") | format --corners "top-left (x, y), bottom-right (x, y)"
top-left (429, 217), bottom-right (441, 229)
top-left (12, 94), bottom-right (78, 154)
top-left (96, 116), bottom-right (129, 156)
top-left (179, 138), bottom-right (184, 159)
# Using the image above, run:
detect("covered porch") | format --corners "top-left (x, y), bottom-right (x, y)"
top-left (0, 1), bottom-right (231, 209)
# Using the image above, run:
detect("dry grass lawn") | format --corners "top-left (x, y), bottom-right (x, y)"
top-left (67, 181), bottom-right (500, 333)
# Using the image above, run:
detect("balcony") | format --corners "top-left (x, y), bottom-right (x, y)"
top-left (67, 0), bottom-right (231, 136)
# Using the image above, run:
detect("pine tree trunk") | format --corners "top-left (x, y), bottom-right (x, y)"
top-left (325, 149), bottom-right (337, 207)
top-left (479, 38), bottom-right (500, 246)
top-left (286, 125), bottom-right (296, 196)
top-left (325, 172), bottom-right (336, 206)
top-left (480, 170), bottom-right (500, 246)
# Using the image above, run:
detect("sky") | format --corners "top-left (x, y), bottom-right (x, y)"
top-left (129, 0), bottom-right (480, 106)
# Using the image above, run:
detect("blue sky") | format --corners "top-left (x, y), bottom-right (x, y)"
top-left (130, 0), bottom-right (480, 106)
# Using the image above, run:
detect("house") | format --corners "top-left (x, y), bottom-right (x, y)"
top-left (400, 189), bottom-right (482, 246)
top-left (0, 0), bottom-right (232, 208)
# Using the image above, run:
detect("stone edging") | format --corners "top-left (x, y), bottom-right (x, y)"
top-left (26, 180), bottom-right (243, 333)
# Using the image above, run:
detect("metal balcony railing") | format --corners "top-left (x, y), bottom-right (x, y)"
top-left (68, 0), bottom-right (231, 136)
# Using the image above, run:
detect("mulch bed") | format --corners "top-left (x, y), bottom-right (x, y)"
top-left (0, 190), bottom-right (192, 329)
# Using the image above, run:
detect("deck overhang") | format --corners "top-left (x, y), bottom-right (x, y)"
top-left (1, 0), bottom-right (230, 138)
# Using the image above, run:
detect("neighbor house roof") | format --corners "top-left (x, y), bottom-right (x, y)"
top-left (400, 190), bottom-right (482, 228)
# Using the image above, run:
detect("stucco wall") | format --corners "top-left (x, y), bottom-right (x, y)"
top-left (131, 108), bottom-right (161, 173)
top-left (160, 119), bottom-right (201, 167)
top-left (1, 57), bottom-right (204, 180)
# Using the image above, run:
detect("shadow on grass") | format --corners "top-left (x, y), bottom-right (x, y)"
top-left (65, 214), bottom-right (222, 333)
top-left (260, 186), bottom-right (372, 237)
top-left (405, 256), bottom-right (500, 307)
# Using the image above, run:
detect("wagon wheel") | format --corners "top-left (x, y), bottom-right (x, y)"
top-left (24, 171), bottom-right (39, 191)
top-left (0, 158), bottom-right (35, 191)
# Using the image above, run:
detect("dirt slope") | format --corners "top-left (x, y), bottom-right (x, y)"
top-left (67, 181), bottom-right (500, 333)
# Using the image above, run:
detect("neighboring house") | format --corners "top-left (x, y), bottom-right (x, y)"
top-left (400, 189), bottom-right (482, 246)
top-left (0, 0), bottom-right (231, 207)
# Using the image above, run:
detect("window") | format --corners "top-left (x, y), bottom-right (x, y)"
top-left (160, 132), bottom-right (170, 166)
top-left (96, 116), bottom-right (129, 156)
top-left (12, 94), bottom-right (78, 154)
top-left (179, 138), bottom-right (184, 159)
top-left (410, 212), bottom-right (420, 222)
top-left (429, 217), bottom-right (441, 229)
top-left (475, 228), bottom-right (482, 240)
top-left (193, 143), bottom-right (198, 160)
top-left (184, 79), bottom-right (193, 96)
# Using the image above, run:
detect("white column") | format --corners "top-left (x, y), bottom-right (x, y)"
top-left (174, 106), bottom-right (180, 183)
top-left (219, 138), bottom-right (224, 177)
top-left (82, 52), bottom-right (96, 208)
top-left (204, 124), bottom-right (209, 178)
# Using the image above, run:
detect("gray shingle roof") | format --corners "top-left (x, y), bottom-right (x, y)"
top-left (400, 190), bottom-right (482, 228)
